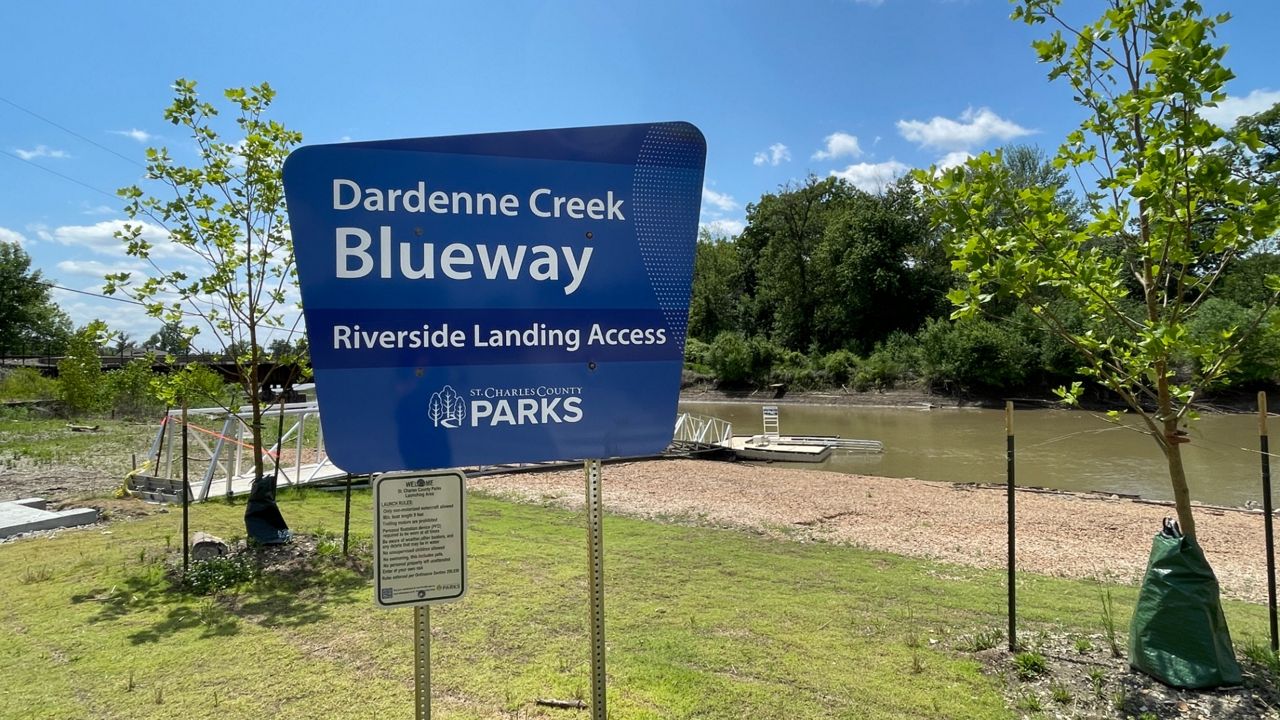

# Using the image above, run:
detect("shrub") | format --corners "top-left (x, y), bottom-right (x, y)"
top-left (0, 367), bottom-right (58, 401)
top-left (58, 322), bottom-right (109, 417)
top-left (769, 350), bottom-right (822, 390)
top-left (683, 337), bottom-right (712, 367)
top-left (821, 349), bottom-right (859, 386)
top-left (183, 554), bottom-right (257, 595)
top-left (746, 335), bottom-right (782, 380)
top-left (872, 331), bottom-right (923, 382)
top-left (108, 355), bottom-right (164, 418)
top-left (853, 350), bottom-right (902, 391)
top-left (918, 317), bottom-right (1035, 394)
top-left (707, 332), bottom-right (752, 383)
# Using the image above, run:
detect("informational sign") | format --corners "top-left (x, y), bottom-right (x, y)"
top-left (283, 123), bottom-right (706, 472)
top-left (372, 470), bottom-right (466, 608)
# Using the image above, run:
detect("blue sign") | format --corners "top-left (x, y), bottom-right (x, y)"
top-left (284, 123), bottom-right (706, 473)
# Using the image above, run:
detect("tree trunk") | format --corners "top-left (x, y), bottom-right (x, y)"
top-left (248, 386), bottom-right (263, 481)
top-left (1162, 421), bottom-right (1198, 541)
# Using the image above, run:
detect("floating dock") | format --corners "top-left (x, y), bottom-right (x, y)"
top-left (725, 435), bottom-right (834, 462)
top-left (677, 405), bottom-right (883, 463)
top-left (730, 405), bottom-right (883, 461)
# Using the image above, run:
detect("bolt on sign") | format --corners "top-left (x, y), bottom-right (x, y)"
top-left (283, 123), bottom-right (707, 473)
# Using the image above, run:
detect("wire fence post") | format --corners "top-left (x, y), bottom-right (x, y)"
top-left (342, 473), bottom-right (353, 556)
top-left (181, 401), bottom-right (190, 575)
top-left (1260, 391), bottom-right (1277, 652)
top-left (585, 459), bottom-right (606, 720)
top-left (1006, 400), bottom-right (1017, 652)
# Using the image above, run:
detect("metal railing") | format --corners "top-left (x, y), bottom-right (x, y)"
top-left (138, 400), bottom-right (345, 501)
top-left (672, 412), bottom-right (733, 449)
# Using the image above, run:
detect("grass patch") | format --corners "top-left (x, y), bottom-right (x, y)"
top-left (0, 490), bottom-right (1277, 719)
top-left (0, 414), bottom-right (155, 474)
top-left (1012, 651), bottom-right (1048, 680)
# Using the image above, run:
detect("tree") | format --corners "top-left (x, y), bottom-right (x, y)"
top-left (809, 179), bottom-right (946, 353)
top-left (58, 321), bottom-right (110, 416)
top-left (106, 79), bottom-right (302, 538)
top-left (738, 176), bottom-right (858, 350)
top-left (688, 229), bottom-right (743, 342)
top-left (920, 1), bottom-right (1280, 541)
top-left (144, 321), bottom-right (192, 356)
top-left (1221, 100), bottom-right (1280, 185)
top-left (733, 176), bottom-right (950, 354)
top-left (0, 241), bottom-right (72, 356)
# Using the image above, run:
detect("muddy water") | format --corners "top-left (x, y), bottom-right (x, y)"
top-left (679, 401), bottom-right (1274, 508)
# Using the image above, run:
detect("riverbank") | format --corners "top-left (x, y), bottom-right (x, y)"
top-left (3, 414), bottom-right (1274, 603)
top-left (470, 457), bottom-right (1276, 604)
top-left (680, 385), bottom-right (1275, 414)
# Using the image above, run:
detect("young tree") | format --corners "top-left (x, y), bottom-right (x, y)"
top-left (919, 1), bottom-right (1280, 541)
top-left (58, 321), bottom-right (110, 417)
top-left (106, 80), bottom-right (302, 540)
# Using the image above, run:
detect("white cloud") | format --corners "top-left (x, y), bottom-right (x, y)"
top-left (830, 160), bottom-right (910, 192)
top-left (1201, 88), bottom-right (1280, 128)
top-left (812, 132), bottom-right (863, 161)
top-left (14, 144), bottom-right (70, 161)
top-left (111, 129), bottom-right (154, 143)
top-left (702, 186), bottom-right (738, 212)
top-left (0, 226), bottom-right (30, 247)
top-left (936, 151), bottom-right (973, 169)
top-left (753, 143), bottom-right (791, 167)
top-left (82, 204), bottom-right (117, 216)
top-left (701, 219), bottom-right (745, 238)
top-left (49, 286), bottom-right (164, 341)
top-left (55, 259), bottom-right (147, 278)
top-left (43, 219), bottom-right (190, 260)
top-left (897, 107), bottom-right (1033, 150)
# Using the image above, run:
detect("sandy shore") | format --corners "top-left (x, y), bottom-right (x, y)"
top-left (469, 458), bottom-right (1276, 604)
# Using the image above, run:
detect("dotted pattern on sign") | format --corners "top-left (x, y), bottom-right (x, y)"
top-left (632, 123), bottom-right (703, 351)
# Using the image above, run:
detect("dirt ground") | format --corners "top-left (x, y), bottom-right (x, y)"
top-left (469, 457), bottom-right (1277, 604)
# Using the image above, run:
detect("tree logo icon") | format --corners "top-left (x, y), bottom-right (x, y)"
top-left (428, 385), bottom-right (467, 429)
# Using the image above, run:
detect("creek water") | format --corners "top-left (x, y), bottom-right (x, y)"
top-left (678, 401), bottom-right (1275, 509)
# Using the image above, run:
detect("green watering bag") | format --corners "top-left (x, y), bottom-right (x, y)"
top-left (1128, 520), bottom-right (1242, 689)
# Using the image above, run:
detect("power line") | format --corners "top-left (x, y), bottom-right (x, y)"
top-left (39, 280), bottom-right (305, 336)
top-left (0, 94), bottom-right (145, 169)
top-left (0, 149), bottom-right (122, 204)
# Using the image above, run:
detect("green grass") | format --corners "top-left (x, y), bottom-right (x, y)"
top-left (1, 488), bottom-right (1277, 718)
top-left (0, 413), bottom-right (156, 475)
top-left (3, 416), bottom-right (1280, 717)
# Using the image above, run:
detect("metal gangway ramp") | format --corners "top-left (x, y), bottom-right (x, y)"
top-left (128, 400), bottom-right (347, 503)
top-left (671, 412), bottom-right (733, 451)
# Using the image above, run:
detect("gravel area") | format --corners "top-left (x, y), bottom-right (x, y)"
top-left (0, 465), bottom-right (121, 502)
top-left (469, 457), bottom-right (1276, 604)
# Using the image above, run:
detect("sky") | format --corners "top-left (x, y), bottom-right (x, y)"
top-left (2, 0), bottom-right (1278, 349)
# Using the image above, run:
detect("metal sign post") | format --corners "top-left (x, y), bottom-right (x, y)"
top-left (1006, 401), bottom-right (1017, 652)
top-left (415, 605), bottom-right (431, 720)
top-left (373, 470), bottom-right (467, 719)
top-left (585, 459), bottom-right (606, 720)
